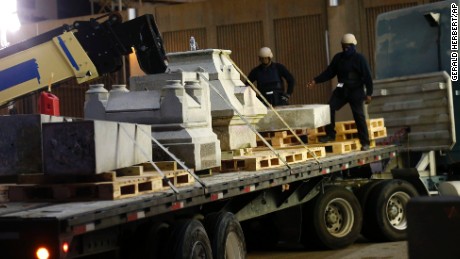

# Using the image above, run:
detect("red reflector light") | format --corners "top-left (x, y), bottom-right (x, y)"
top-left (62, 242), bottom-right (69, 253)
top-left (36, 247), bottom-right (50, 259)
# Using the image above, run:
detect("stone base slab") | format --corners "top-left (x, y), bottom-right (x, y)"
top-left (256, 104), bottom-right (330, 132)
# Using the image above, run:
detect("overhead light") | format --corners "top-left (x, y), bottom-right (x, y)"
top-left (329, 0), bottom-right (339, 7)
top-left (128, 8), bottom-right (137, 20)
top-left (424, 12), bottom-right (441, 27)
top-left (0, 0), bottom-right (20, 32)
top-left (0, 0), bottom-right (21, 48)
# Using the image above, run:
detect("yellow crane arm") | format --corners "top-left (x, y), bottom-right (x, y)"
top-left (0, 13), bottom-right (167, 106)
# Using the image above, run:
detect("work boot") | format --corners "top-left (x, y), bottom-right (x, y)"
top-left (319, 135), bottom-right (335, 143)
top-left (361, 144), bottom-right (370, 151)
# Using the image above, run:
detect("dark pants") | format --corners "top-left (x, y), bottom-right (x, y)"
top-left (325, 87), bottom-right (370, 146)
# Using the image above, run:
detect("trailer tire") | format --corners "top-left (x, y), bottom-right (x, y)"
top-left (355, 180), bottom-right (390, 211)
top-left (301, 186), bottom-right (362, 250)
top-left (205, 212), bottom-right (246, 259)
top-left (166, 219), bottom-right (213, 259)
top-left (362, 179), bottom-right (418, 241)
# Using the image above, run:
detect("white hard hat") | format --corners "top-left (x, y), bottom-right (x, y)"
top-left (341, 33), bottom-right (357, 45)
top-left (259, 47), bottom-right (273, 58)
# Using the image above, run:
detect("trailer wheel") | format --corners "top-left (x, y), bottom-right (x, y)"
top-left (301, 186), bottom-right (362, 250)
top-left (362, 179), bottom-right (418, 241)
top-left (205, 212), bottom-right (246, 259)
top-left (354, 180), bottom-right (390, 211)
top-left (166, 219), bottom-right (213, 259)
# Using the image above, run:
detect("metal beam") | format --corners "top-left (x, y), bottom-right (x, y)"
top-left (234, 178), bottom-right (322, 222)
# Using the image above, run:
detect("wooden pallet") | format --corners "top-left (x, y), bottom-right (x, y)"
top-left (307, 127), bottom-right (327, 144)
top-left (307, 140), bottom-right (360, 154)
top-left (8, 174), bottom-right (161, 201)
top-left (6, 162), bottom-right (195, 201)
top-left (279, 147), bottom-right (326, 162)
top-left (336, 118), bottom-right (385, 133)
top-left (307, 127), bottom-right (326, 135)
top-left (271, 135), bottom-right (304, 147)
top-left (219, 147), bottom-right (325, 172)
top-left (219, 155), bottom-right (284, 172)
top-left (335, 120), bottom-right (357, 132)
top-left (307, 134), bottom-right (327, 144)
top-left (258, 129), bottom-right (307, 139)
top-left (221, 148), bottom-right (253, 160)
top-left (257, 129), bottom-right (308, 148)
top-left (367, 118), bottom-right (385, 128)
top-left (307, 118), bottom-right (386, 144)
top-left (370, 127), bottom-right (387, 139)
top-left (241, 155), bottom-right (282, 171)
top-left (336, 128), bottom-right (387, 141)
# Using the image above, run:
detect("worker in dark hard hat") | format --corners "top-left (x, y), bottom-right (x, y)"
top-left (247, 47), bottom-right (295, 106)
top-left (307, 33), bottom-right (373, 151)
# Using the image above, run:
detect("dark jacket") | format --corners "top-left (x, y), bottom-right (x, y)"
top-left (248, 62), bottom-right (295, 95)
top-left (315, 52), bottom-right (373, 96)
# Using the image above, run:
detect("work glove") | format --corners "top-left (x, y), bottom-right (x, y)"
top-left (365, 95), bottom-right (372, 104)
top-left (281, 93), bottom-right (290, 105)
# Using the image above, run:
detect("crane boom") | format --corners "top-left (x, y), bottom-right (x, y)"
top-left (0, 13), bottom-right (167, 105)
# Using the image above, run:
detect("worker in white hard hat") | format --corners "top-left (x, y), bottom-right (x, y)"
top-left (307, 33), bottom-right (373, 151)
top-left (247, 47), bottom-right (295, 106)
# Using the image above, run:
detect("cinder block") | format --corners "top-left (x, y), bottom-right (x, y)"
top-left (0, 114), bottom-right (66, 175)
top-left (42, 120), bottom-right (152, 175)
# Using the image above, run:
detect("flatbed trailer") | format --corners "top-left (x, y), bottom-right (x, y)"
top-left (0, 7), bottom-right (427, 259)
top-left (0, 145), bottom-right (404, 259)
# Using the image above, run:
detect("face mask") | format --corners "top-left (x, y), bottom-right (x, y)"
top-left (259, 57), bottom-right (271, 66)
top-left (342, 44), bottom-right (356, 57)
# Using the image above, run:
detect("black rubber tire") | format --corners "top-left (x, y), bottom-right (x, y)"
top-left (165, 219), bottom-right (213, 259)
top-left (205, 212), bottom-right (246, 259)
top-left (354, 180), bottom-right (390, 212)
top-left (362, 179), bottom-right (418, 242)
top-left (301, 186), bottom-right (362, 250)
